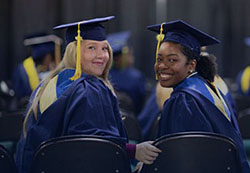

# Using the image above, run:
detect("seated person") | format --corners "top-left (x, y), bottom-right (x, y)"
top-left (236, 37), bottom-right (250, 96)
top-left (146, 20), bottom-right (249, 172)
top-left (11, 33), bottom-right (62, 99)
top-left (15, 16), bottom-right (161, 173)
top-left (108, 31), bottom-right (147, 116)
top-left (237, 66), bottom-right (250, 96)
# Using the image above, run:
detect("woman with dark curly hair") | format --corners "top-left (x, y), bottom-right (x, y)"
top-left (147, 20), bottom-right (249, 172)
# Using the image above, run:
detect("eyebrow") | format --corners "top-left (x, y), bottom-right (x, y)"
top-left (158, 53), bottom-right (178, 57)
top-left (86, 41), bottom-right (108, 47)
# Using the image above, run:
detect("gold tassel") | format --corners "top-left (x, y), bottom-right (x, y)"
top-left (155, 23), bottom-right (165, 80)
top-left (55, 42), bottom-right (61, 66)
top-left (70, 22), bottom-right (83, 80)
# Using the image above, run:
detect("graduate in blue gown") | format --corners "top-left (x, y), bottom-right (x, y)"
top-left (12, 34), bottom-right (62, 99)
top-left (107, 31), bottom-right (147, 115)
top-left (237, 66), bottom-right (250, 96)
top-left (138, 52), bottom-right (236, 141)
top-left (16, 16), bottom-right (161, 173)
top-left (147, 20), bottom-right (250, 172)
top-left (236, 37), bottom-right (250, 96)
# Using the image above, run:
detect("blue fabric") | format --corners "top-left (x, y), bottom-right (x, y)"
top-left (53, 16), bottom-right (114, 44)
top-left (32, 42), bottom-right (54, 61)
top-left (11, 63), bottom-right (32, 98)
top-left (107, 31), bottom-right (131, 55)
top-left (146, 20), bottom-right (220, 58)
top-left (137, 86), bottom-right (160, 140)
top-left (16, 69), bottom-right (128, 173)
top-left (158, 74), bottom-right (250, 172)
top-left (109, 67), bottom-right (146, 115)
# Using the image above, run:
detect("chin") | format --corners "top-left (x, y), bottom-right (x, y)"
top-left (159, 81), bottom-right (172, 88)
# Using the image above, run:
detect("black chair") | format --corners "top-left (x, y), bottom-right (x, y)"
top-left (0, 111), bottom-right (23, 155)
top-left (0, 144), bottom-right (17, 173)
top-left (238, 108), bottom-right (250, 139)
top-left (141, 132), bottom-right (242, 173)
top-left (234, 94), bottom-right (250, 113)
top-left (0, 111), bottom-right (23, 142)
top-left (31, 135), bottom-right (131, 173)
top-left (116, 91), bottom-right (135, 115)
top-left (122, 112), bottom-right (142, 143)
top-left (147, 112), bottom-right (161, 140)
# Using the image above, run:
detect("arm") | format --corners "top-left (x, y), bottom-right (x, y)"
top-left (126, 142), bottom-right (161, 164)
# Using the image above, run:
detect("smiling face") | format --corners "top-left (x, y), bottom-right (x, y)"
top-left (81, 40), bottom-right (110, 76)
top-left (155, 41), bottom-right (196, 88)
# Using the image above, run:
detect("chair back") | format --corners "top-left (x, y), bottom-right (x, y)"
top-left (31, 135), bottom-right (131, 173)
top-left (0, 144), bottom-right (17, 173)
top-left (122, 112), bottom-right (142, 143)
top-left (238, 108), bottom-right (250, 139)
top-left (141, 132), bottom-right (242, 173)
top-left (0, 111), bottom-right (23, 142)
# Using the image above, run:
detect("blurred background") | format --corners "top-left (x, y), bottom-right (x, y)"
top-left (1, 0), bottom-right (250, 82)
top-left (1, 0), bottom-right (250, 162)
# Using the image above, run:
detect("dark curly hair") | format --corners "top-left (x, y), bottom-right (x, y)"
top-left (180, 45), bottom-right (217, 82)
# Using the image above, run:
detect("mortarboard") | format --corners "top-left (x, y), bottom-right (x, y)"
top-left (53, 16), bottom-right (115, 80)
top-left (54, 16), bottom-right (114, 44)
top-left (244, 37), bottom-right (250, 46)
top-left (23, 34), bottom-right (63, 65)
top-left (147, 20), bottom-right (220, 58)
top-left (146, 20), bottom-right (220, 80)
top-left (107, 31), bottom-right (131, 56)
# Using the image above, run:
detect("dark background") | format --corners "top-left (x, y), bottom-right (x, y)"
top-left (1, 0), bottom-right (250, 84)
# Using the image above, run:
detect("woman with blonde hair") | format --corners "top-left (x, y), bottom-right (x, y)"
top-left (16, 16), bottom-right (160, 173)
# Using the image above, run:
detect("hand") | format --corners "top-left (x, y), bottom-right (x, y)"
top-left (133, 162), bottom-right (143, 173)
top-left (135, 141), bottom-right (161, 164)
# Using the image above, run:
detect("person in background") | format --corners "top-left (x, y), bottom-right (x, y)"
top-left (108, 31), bottom-right (147, 116)
top-left (147, 20), bottom-right (250, 172)
top-left (137, 82), bottom-right (172, 140)
top-left (11, 33), bottom-right (63, 99)
top-left (15, 16), bottom-right (161, 173)
top-left (236, 37), bottom-right (250, 96)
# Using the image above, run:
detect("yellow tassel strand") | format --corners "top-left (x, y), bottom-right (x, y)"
top-left (241, 66), bottom-right (250, 93)
top-left (70, 22), bottom-right (83, 81)
top-left (55, 42), bottom-right (61, 67)
top-left (155, 23), bottom-right (165, 80)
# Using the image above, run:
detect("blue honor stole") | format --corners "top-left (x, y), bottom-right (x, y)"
top-left (176, 75), bottom-right (231, 121)
top-left (39, 69), bottom-right (86, 114)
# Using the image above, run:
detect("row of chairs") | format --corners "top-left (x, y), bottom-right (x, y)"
top-left (0, 132), bottom-right (243, 173)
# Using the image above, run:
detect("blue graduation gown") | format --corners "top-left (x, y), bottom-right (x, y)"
top-left (109, 67), bottom-right (146, 115)
top-left (16, 69), bottom-right (128, 173)
top-left (158, 74), bottom-right (250, 173)
top-left (12, 57), bottom-right (40, 98)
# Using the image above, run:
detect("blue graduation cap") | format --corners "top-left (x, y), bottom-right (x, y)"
top-left (23, 34), bottom-right (63, 62)
top-left (244, 37), bottom-right (250, 46)
top-left (53, 16), bottom-right (115, 80)
top-left (54, 16), bottom-right (114, 44)
top-left (107, 31), bottom-right (131, 56)
top-left (147, 20), bottom-right (220, 58)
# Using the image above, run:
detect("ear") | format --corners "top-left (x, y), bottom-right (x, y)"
top-left (188, 59), bottom-right (197, 72)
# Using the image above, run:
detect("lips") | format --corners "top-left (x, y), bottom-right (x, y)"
top-left (93, 61), bottom-right (104, 66)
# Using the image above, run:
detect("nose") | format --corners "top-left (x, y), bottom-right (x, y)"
top-left (158, 62), bottom-right (169, 69)
top-left (96, 48), bottom-right (106, 58)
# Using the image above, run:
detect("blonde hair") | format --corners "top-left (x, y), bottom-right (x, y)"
top-left (23, 40), bottom-right (114, 137)
top-left (156, 82), bottom-right (173, 110)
